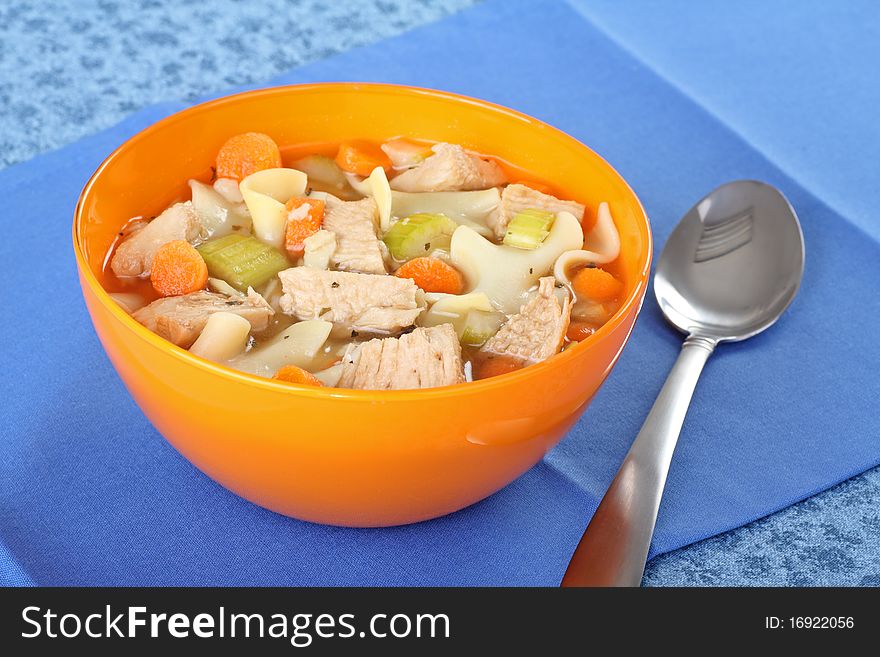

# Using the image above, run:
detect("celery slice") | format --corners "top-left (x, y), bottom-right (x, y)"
top-left (197, 233), bottom-right (246, 257)
top-left (502, 209), bottom-right (555, 250)
top-left (382, 213), bottom-right (458, 262)
top-left (197, 234), bottom-right (289, 292)
top-left (459, 310), bottom-right (506, 347)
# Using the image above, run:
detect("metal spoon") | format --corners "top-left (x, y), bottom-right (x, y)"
top-left (561, 180), bottom-right (805, 587)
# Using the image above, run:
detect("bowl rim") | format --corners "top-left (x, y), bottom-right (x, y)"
top-left (73, 81), bottom-right (653, 401)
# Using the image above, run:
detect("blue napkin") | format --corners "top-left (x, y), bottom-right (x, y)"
top-left (1, 0), bottom-right (878, 585)
top-left (0, 541), bottom-right (33, 587)
top-left (570, 0), bottom-right (880, 243)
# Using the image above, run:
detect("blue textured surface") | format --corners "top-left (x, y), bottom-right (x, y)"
top-left (0, 0), bottom-right (476, 168)
top-left (1, 0), bottom-right (878, 586)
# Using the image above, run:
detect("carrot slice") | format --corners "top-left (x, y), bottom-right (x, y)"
top-left (335, 140), bottom-right (392, 176)
top-left (570, 266), bottom-right (622, 302)
top-left (394, 257), bottom-right (464, 294)
top-left (215, 132), bottom-right (282, 181)
top-left (150, 240), bottom-right (208, 297)
top-left (273, 365), bottom-right (324, 387)
top-left (284, 197), bottom-right (325, 257)
top-left (514, 179), bottom-right (555, 195)
top-left (566, 320), bottom-right (596, 343)
top-left (475, 355), bottom-right (523, 380)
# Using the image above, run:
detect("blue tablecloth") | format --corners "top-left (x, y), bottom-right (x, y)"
top-left (1, 0), bottom-right (878, 585)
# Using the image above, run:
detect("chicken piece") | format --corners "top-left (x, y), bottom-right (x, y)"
top-left (322, 196), bottom-right (387, 274)
top-left (132, 288), bottom-right (273, 348)
top-left (481, 277), bottom-right (571, 364)
top-left (110, 202), bottom-right (202, 278)
top-left (278, 267), bottom-right (423, 334)
top-left (389, 143), bottom-right (506, 193)
top-left (489, 183), bottom-right (585, 239)
top-left (338, 324), bottom-right (464, 390)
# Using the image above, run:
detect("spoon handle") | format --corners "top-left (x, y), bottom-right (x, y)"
top-left (561, 334), bottom-right (716, 587)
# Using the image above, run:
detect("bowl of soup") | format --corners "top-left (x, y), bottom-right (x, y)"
top-left (73, 83), bottom-right (652, 526)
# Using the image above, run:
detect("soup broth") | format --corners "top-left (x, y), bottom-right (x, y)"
top-left (103, 133), bottom-right (625, 390)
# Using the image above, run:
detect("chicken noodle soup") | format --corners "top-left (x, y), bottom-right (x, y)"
top-left (104, 134), bottom-right (625, 390)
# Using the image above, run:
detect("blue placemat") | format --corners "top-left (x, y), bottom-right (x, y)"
top-left (571, 0), bottom-right (880, 243)
top-left (0, 541), bottom-right (33, 587)
top-left (2, 0), bottom-right (878, 585)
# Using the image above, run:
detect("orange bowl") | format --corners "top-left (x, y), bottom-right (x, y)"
top-left (73, 83), bottom-right (652, 526)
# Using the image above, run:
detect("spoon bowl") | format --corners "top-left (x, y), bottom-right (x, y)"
top-left (656, 180), bottom-right (804, 342)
